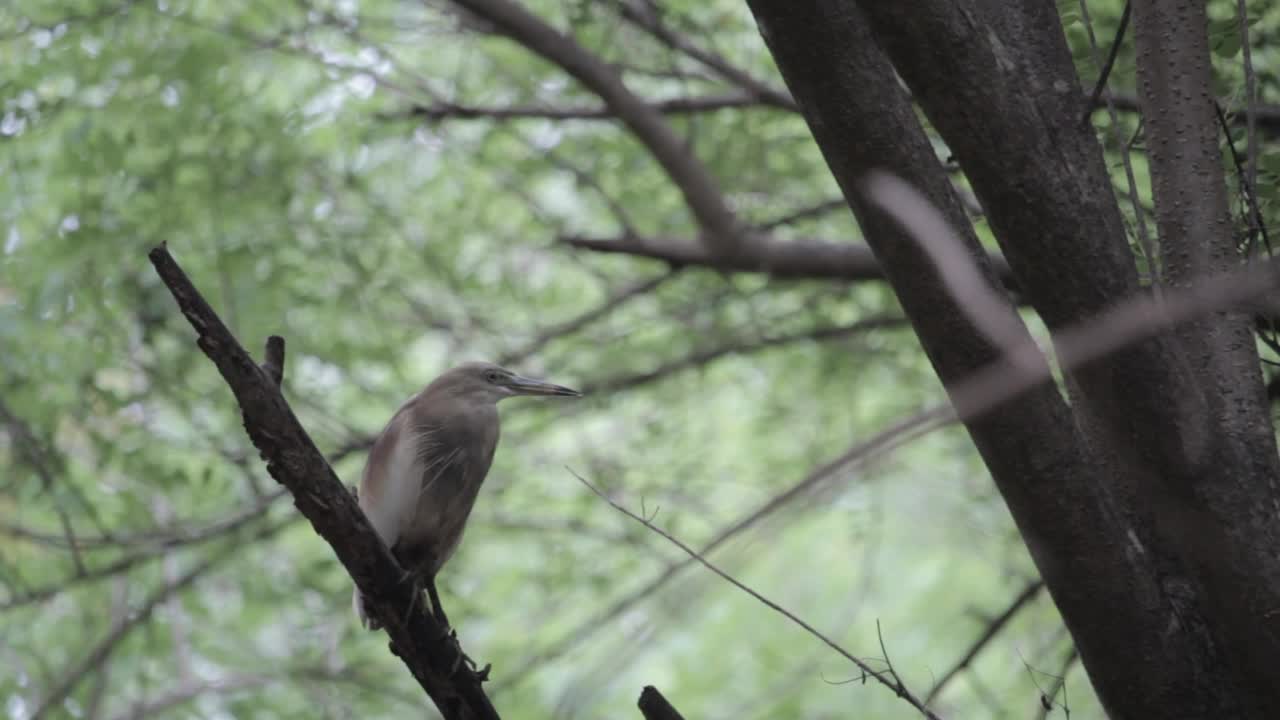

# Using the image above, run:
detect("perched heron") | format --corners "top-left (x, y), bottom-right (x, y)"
top-left (352, 361), bottom-right (581, 631)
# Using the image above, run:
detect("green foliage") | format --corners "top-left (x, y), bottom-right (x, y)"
top-left (4, 0), bottom-right (1276, 717)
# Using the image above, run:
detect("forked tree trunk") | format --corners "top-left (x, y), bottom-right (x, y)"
top-left (746, 1), bottom-right (1280, 717)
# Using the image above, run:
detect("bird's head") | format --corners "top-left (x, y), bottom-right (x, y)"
top-left (435, 361), bottom-right (582, 405)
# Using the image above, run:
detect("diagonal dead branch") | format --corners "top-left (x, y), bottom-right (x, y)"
top-left (572, 469), bottom-right (940, 719)
top-left (382, 93), bottom-right (783, 123)
top-left (561, 233), bottom-right (1018, 290)
top-left (612, 0), bottom-right (795, 111)
top-left (925, 580), bottom-right (1045, 703)
top-left (445, 0), bottom-right (742, 256)
top-left (638, 685), bottom-right (688, 720)
top-left (146, 244), bottom-right (499, 720)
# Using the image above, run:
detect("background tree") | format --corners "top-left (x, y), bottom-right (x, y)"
top-left (2, 0), bottom-right (1277, 718)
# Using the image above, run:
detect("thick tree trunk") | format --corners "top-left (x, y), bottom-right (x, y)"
top-left (745, 2), bottom-right (1174, 713)
top-left (748, 1), bottom-right (1280, 717)
top-left (1130, 0), bottom-right (1280, 706)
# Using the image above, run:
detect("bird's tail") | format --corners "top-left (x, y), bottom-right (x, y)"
top-left (352, 586), bottom-right (382, 630)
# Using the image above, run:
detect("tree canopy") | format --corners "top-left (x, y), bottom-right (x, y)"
top-left (3, 0), bottom-right (1279, 718)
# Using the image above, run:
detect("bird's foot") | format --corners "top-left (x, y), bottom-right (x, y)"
top-left (398, 576), bottom-right (423, 624)
top-left (442, 629), bottom-right (489, 680)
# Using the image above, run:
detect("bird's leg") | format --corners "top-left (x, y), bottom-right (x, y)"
top-left (425, 573), bottom-right (488, 678)
top-left (425, 574), bottom-right (450, 630)
top-left (396, 569), bottom-right (423, 624)
top-left (443, 632), bottom-right (487, 679)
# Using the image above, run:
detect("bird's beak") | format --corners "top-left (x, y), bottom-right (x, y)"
top-left (506, 374), bottom-right (582, 397)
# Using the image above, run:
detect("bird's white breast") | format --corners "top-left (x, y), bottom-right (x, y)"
top-left (360, 413), bottom-right (424, 550)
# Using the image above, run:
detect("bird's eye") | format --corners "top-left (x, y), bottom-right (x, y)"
top-left (485, 371), bottom-right (502, 384)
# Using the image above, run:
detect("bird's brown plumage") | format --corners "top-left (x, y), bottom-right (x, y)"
top-left (352, 361), bottom-right (579, 629)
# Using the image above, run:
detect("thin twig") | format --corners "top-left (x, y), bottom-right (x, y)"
top-left (925, 580), bottom-right (1045, 703)
top-left (612, 0), bottom-right (796, 111)
top-left (581, 316), bottom-right (907, 395)
top-left (754, 198), bottom-right (847, 231)
top-left (447, 0), bottom-right (743, 254)
top-left (384, 93), bottom-right (786, 123)
top-left (1237, 0), bottom-right (1259, 208)
top-left (29, 520), bottom-right (290, 720)
top-left (3, 514), bottom-right (288, 608)
top-left (507, 184), bottom-right (1280, 695)
top-left (1078, 0), bottom-right (1156, 284)
top-left (1081, 2), bottom-right (1131, 127)
top-left (1215, 100), bottom-right (1272, 257)
top-left (0, 489), bottom-right (287, 551)
top-left (570, 469), bottom-right (941, 720)
top-left (491, 408), bottom-right (940, 695)
top-left (1032, 646), bottom-right (1078, 720)
top-left (499, 271), bottom-right (677, 366)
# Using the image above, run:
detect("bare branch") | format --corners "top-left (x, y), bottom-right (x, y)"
top-left (1080, 2), bottom-right (1131, 127)
top-left (0, 397), bottom-right (106, 555)
top-left (506, 238), bottom-right (1280, 697)
top-left (1078, 1), bottom-right (1156, 283)
top-left (755, 198), bottom-right (847, 231)
top-left (105, 674), bottom-right (275, 720)
top-left (494, 408), bottom-right (941, 694)
top-left (925, 580), bottom-right (1045, 703)
top-left (1032, 646), bottom-right (1079, 720)
top-left (499, 271), bottom-right (678, 366)
top-left (572, 470), bottom-right (939, 720)
top-left (638, 686), bottom-right (688, 720)
top-left (612, 1), bottom-right (795, 111)
top-left (1238, 0), bottom-right (1260, 207)
top-left (581, 316), bottom-right (907, 395)
top-left (562, 234), bottom-right (1016, 288)
top-left (445, 0), bottom-right (742, 255)
top-left (29, 521), bottom-right (289, 720)
top-left (1103, 92), bottom-right (1280, 135)
top-left (0, 489), bottom-right (287, 552)
top-left (146, 244), bottom-right (499, 720)
top-left (382, 93), bottom-right (783, 123)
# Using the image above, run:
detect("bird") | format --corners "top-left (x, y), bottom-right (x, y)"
top-left (352, 361), bottom-right (581, 631)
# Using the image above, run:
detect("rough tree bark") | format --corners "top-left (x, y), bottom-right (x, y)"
top-left (1130, 0), bottom-right (1280, 704)
top-left (148, 245), bottom-right (502, 720)
top-left (747, 1), bottom-right (1280, 717)
top-left (148, 246), bottom-right (690, 720)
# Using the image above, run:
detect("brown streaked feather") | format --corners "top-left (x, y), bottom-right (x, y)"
top-left (380, 387), bottom-right (500, 579)
top-left (355, 361), bottom-right (575, 630)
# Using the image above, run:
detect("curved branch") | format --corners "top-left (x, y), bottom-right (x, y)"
top-left (147, 244), bottom-right (500, 720)
top-left (383, 93), bottom-right (782, 122)
top-left (925, 580), bottom-right (1045, 703)
top-left (30, 521), bottom-right (289, 720)
top-left (613, 1), bottom-right (795, 111)
top-left (562, 234), bottom-right (1016, 288)
top-left (446, 0), bottom-right (742, 255)
top-left (581, 316), bottom-right (907, 395)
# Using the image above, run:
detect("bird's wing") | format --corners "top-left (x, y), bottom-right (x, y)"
top-left (413, 425), bottom-right (465, 494)
top-left (404, 423), bottom-right (468, 537)
top-left (357, 407), bottom-right (421, 551)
